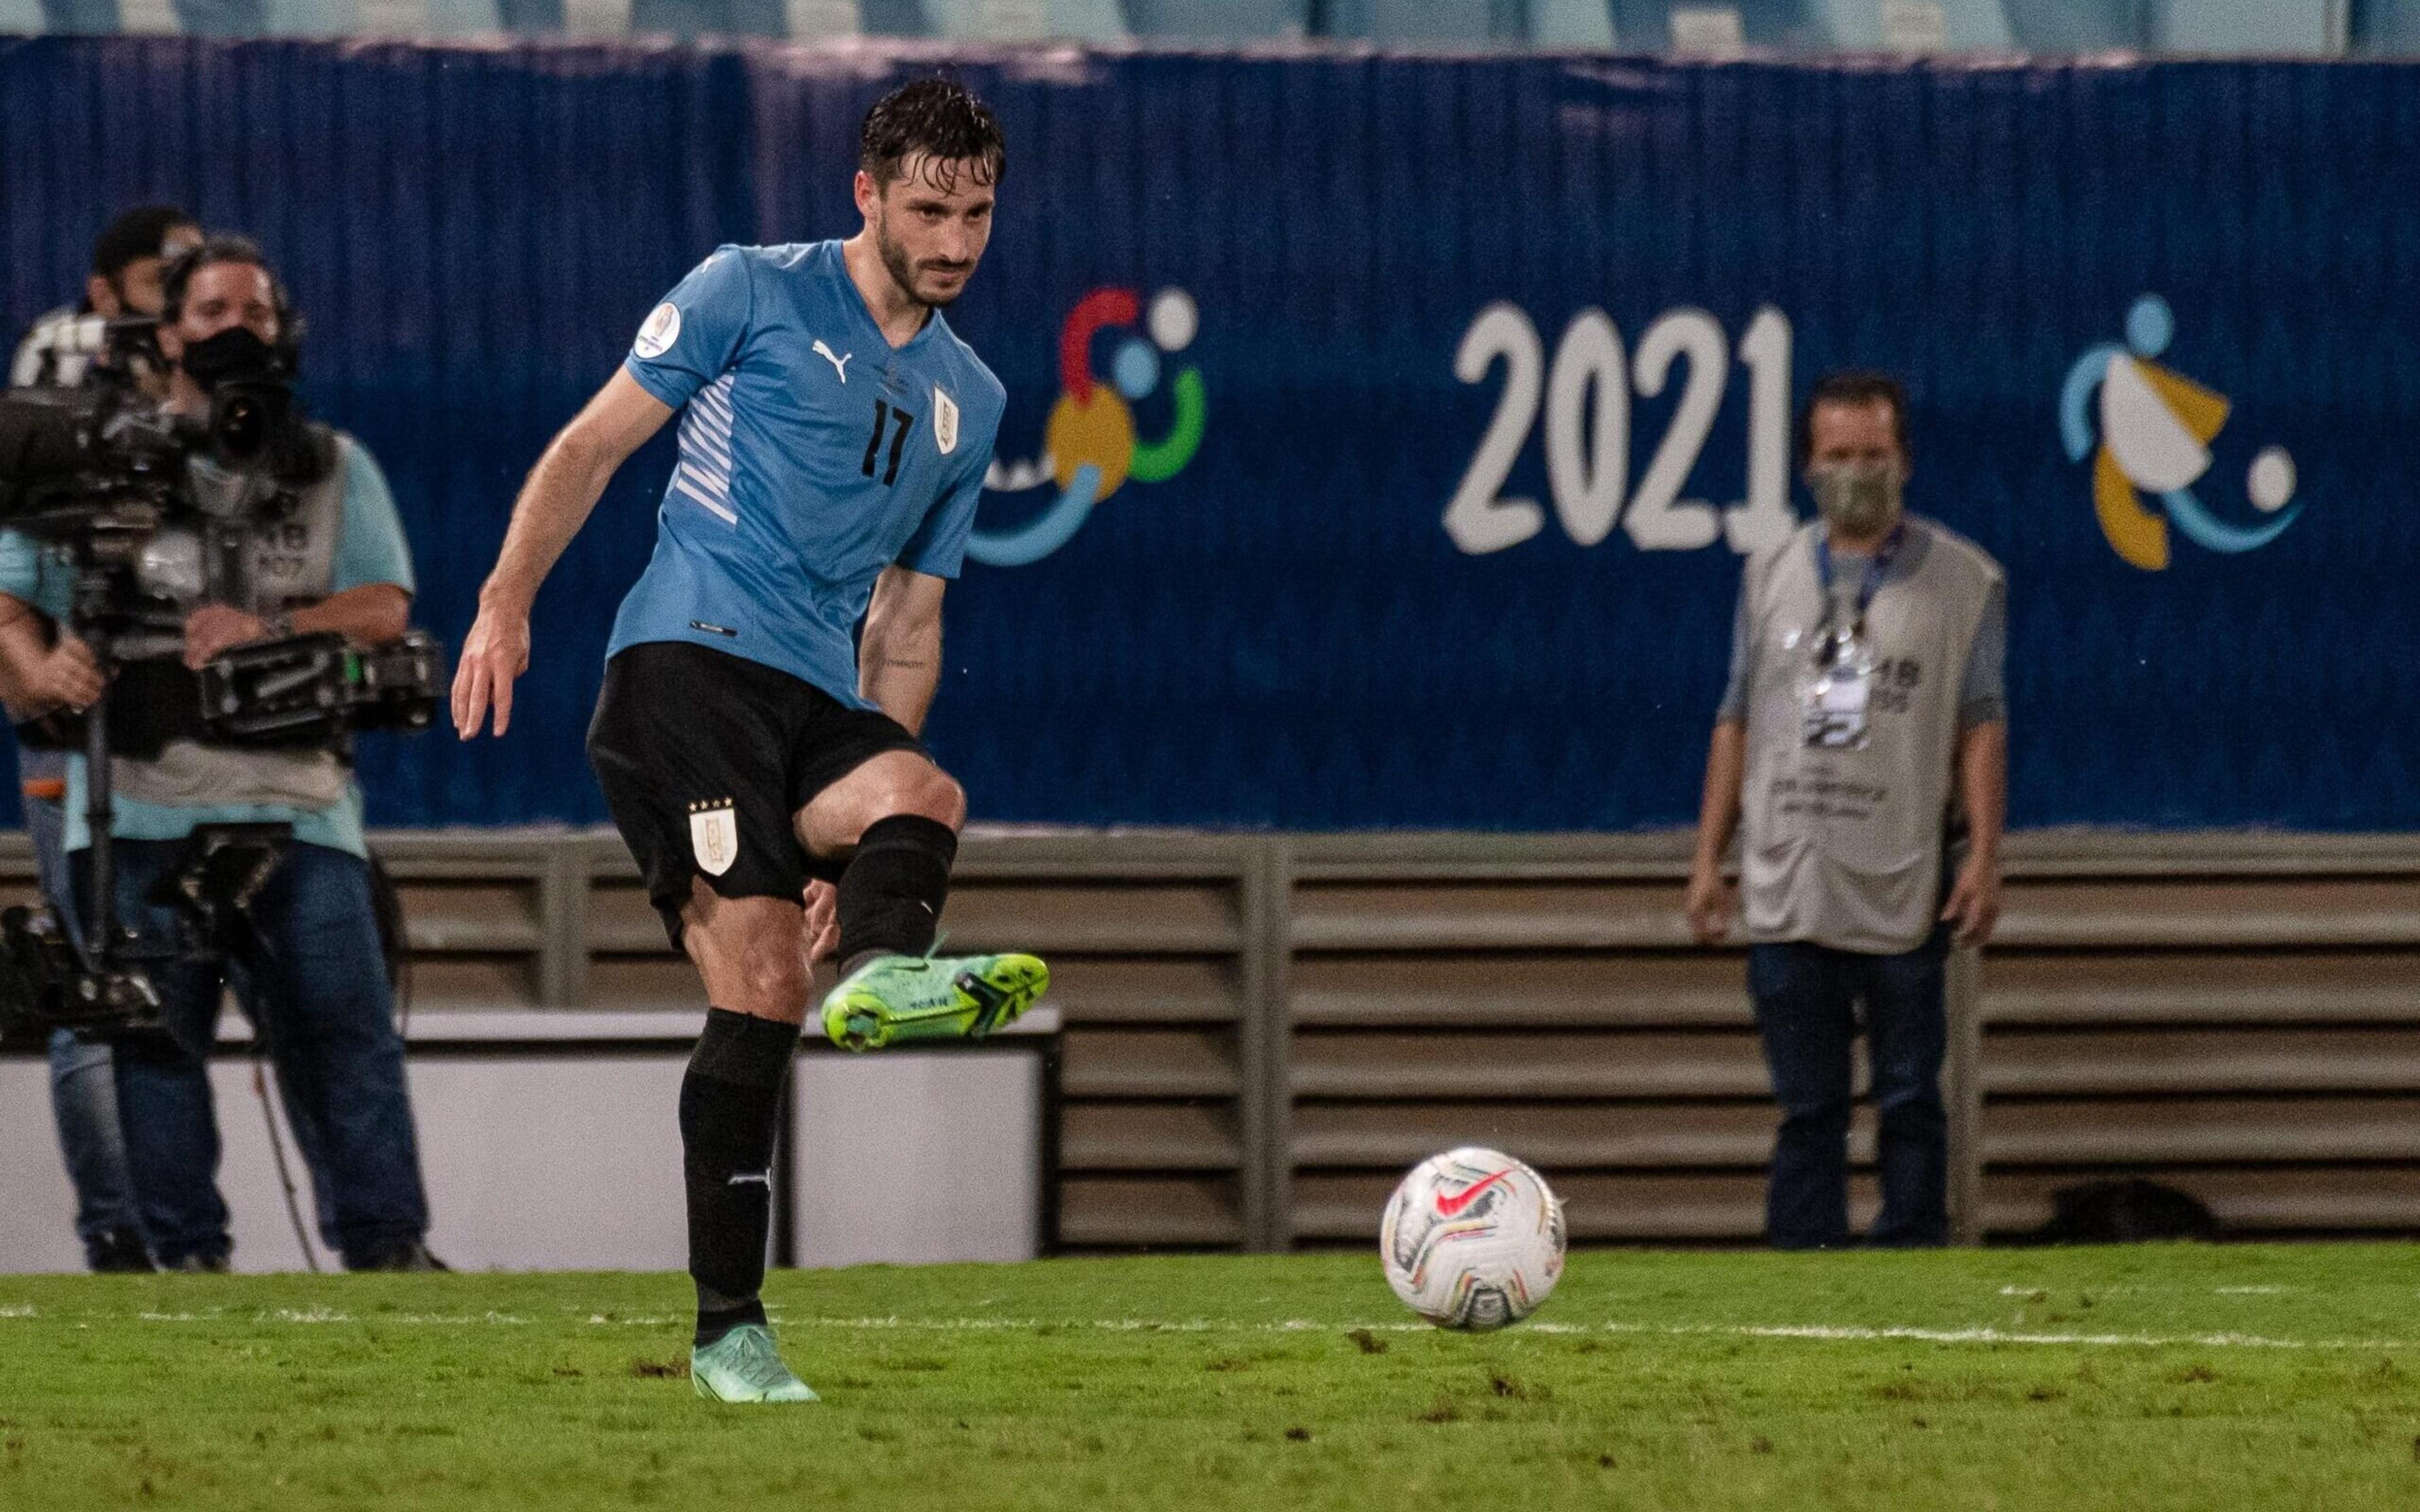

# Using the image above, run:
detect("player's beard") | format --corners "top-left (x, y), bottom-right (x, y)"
top-left (875, 218), bottom-right (970, 310)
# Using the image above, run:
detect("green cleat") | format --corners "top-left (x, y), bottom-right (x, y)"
top-left (821, 951), bottom-right (1049, 1052)
top-left (691, 1324), bottom-right (819, 1404)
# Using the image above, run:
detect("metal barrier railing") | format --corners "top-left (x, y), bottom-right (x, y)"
top-left (5, 825), bottom-right (2416, 1248)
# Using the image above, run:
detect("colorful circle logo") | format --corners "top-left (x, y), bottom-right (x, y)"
top-left (969, 287), bottom-right (1207, 567)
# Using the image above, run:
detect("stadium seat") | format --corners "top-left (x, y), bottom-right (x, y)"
top-left (1998, 0), bottom-right (2329, 54)
top-left (923, 0), bottom-right (1098, 38)
top-left (1120, 0), bottom-right (1306, 41)
top-left (2155, 0), bottom-right (2328, 52)
top-left (1605, 0), bottom-right (1831, 49)
top-left (1998, 0), bottom-right (2147, 48)
top-left (2352, 0), bottom-right (2420, 54)
top-left (1046, 0), bottom-right (1129, 39)
top-left (170, 0), bottom-right (265, 32)
top-left (854, 0), bottom-right (927, 31)
top-left (629, 0), bottom-right (784, 32)
top-left (774, 0), bottom-right (861, 32)
top-left (1322, 0), bottom-right (1528, 45)
top-left (918, 0), bottom-right (981, 33)
top-left (424, 0), bottom-right (509, 32)
top-left (1530, 0), bottom-right (1613, 45)
top-left (1806, 0), bottom-right (2016, 49)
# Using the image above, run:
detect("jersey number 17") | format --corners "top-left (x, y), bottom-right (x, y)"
top-left (862, 400), bottom-right (917, 488)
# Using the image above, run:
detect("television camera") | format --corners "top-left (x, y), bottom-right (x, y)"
top-left (0, 321), bottom-right (440, 1041)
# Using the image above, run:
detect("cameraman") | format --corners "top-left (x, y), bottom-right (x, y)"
top-left (0, 238), bottom-right (439, 1272)
top-left (9, 204), bottom-right (199, 392)
top-left (9, 203), bottom-right (200, 1273)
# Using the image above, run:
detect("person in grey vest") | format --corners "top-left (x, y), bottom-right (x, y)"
top-left (8, 203), bottom-right (200, 1273)
top-left (1685, 370), bottom-right (2007, 1250)
top-left (0, 238), bottom-right (439, 1271)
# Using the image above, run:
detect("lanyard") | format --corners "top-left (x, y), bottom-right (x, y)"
top-left (1812, 525), bottom-right (1904, 626)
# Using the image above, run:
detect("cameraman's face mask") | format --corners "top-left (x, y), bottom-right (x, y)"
top-left (177, 322), bottom-right (314, 505)
top-left (178, 326), bottom-right (282, 390)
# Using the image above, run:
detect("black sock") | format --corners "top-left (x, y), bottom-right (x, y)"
top-left (834, 814), bottom-right (957, 964)
top-left (681, 1007), bottom-right (796, 1347)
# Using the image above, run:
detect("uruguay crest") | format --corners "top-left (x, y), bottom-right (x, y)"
top-left (688, 799), bottom-right (738, 876)
top-left (934, 385), bottom-right (960, 455)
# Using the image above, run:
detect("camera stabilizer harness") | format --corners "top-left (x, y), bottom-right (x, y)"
top-left (0, 341), bottom-right (440, 1042)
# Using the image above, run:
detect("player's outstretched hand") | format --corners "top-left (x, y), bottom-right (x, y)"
top-left (802, 880), bottom-right (839, 965)
top-left (452, 603), bottom-right (533, 739)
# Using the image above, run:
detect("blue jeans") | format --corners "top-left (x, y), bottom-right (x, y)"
top-left (76, 839), bottom-right (430, 1269)
top-left (48, 1026), bottom-right (137, 1252)
top-left (1748, 932), bottom-right (1950, 1249)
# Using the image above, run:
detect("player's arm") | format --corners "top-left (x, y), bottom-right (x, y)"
top-left (858, 566), bottom-right (947, 736)
top-left (453, 369), bottom-right (672, 737)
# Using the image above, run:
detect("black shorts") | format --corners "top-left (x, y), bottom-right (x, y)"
top-left (587, 641), bottom-right (925, 942)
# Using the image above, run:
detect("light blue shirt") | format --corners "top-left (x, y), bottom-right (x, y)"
top-left (610, 241), bottom-right (1006, 705)
top-left (0, 435), bottom-right (414, 857)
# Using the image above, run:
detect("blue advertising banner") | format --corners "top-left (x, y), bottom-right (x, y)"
top-left (2, 41), bottom-right (2414, 830)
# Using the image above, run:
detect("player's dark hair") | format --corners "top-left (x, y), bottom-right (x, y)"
top-left (160, 235), bottom-right (296, 334)
top-left (91, 204), bottom-right (197, 281)
top-left (1795, 370), bottom-right (1911, 471)
top-left (860, 76), bottom-right (1005, 193)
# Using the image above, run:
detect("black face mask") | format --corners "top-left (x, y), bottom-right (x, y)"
top-left (178, 326), bottom-right (285, 390)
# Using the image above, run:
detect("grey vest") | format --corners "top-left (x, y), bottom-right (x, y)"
top-left (112, 437), bottom-right (358, 814)
top-left (1736, 517), bottom-right (2003, 954)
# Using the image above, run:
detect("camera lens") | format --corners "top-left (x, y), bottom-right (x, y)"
top-left (212, 392), bottom-right (264, 459)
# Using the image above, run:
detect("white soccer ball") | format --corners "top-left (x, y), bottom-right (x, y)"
top-left (1380, 1147), bottom-right (1565, 1331)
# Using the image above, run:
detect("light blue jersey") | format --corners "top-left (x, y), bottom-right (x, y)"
top-left (611, 241), bottom-right (1006, 707)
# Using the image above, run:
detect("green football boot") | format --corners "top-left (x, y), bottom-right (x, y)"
top-left (820, 951), bottom-right (1050, 1051)
top-left (690, 1324), bottom-right (819, 1404)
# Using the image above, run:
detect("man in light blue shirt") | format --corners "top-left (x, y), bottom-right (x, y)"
top-left (454, 77), bottom-right (1047, 1403)
top-left (0, 239), bottom-right (437, 1272)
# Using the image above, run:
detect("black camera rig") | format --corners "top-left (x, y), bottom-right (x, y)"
top-left (0, 350), bottom-right (441, 1044)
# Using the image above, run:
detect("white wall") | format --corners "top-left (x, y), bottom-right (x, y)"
top-left (1, 1041), bottom-right (1044, 1274)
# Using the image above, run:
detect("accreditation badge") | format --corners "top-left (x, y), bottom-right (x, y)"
top-left (1801, 630), bottom-right (1874, 751)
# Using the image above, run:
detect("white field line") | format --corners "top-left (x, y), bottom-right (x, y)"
top-left (775, 1315), bottom-right (2414, 1352)
top-left (0, 1305), bottom-right (2403, 1353)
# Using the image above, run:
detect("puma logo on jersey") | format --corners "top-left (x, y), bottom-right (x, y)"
top-left (813, 340), bottom-right (853, 384)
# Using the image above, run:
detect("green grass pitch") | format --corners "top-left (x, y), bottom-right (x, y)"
top-left (3, 1245), bottom-right (2416, 1509)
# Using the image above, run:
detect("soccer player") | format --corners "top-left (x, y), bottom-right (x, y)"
top-left (452, 78), bottom-right (1047, 1404)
